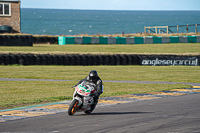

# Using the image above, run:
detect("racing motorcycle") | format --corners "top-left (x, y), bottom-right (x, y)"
top-left (68, 81), bottom-right (97, 115)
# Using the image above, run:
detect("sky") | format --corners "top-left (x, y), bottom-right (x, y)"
top-left (21, 0), bottom-right (200, 10)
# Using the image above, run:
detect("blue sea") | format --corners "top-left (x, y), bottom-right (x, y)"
top-left (21, 8), bottom-right (200, 35)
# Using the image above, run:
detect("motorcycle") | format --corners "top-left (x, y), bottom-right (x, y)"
top-left (68, 81), bottom-right (97, 115)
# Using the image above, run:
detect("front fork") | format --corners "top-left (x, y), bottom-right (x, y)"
top-left (73, 91), bottom-right (83, 108)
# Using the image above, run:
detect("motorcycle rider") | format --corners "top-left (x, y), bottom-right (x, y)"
top-left (76, 70), bottom-right (103, 104)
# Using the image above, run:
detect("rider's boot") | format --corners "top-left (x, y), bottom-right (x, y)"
top-left (93, 96), bottom-right (99, 105)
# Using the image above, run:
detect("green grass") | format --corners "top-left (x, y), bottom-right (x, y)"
top-left (0, 65), bottom-right (199, 109)
top-left (0, 81), bottom-right (190, 109)
top-left (0, 81), bottom-right (75, 109)
top-left (0, 43), bottom-right (200, 109)
top-left (0, 43), bottom-right (200, 55)
top-left (0, 66), bottom-right (199, 83)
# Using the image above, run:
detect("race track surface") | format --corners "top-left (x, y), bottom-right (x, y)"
top-left (0, 93), bottom-right (200, 133)
top-left (1, 78), bottom-right (200, 132)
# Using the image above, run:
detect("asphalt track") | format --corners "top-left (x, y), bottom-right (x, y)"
top-left (0, 94), bottom-right (200, 133)
top-left (1, 78), bottom-right (200, 133)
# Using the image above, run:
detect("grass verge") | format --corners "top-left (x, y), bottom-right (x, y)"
top-left (0, 66), bottom-right (200, 83)
top-left (0, 81), bottom-right (190, 109)
top-left (0, 65), bottom-right (198, 109)
top-left (0, 43), bottom-right (200, 55)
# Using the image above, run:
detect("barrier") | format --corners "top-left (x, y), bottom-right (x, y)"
top-left (0, 35), bottom-right (33, 46)
top-left (188, 36), bottom-right (196, 43)
top-left (179, 36), bottom-right (188, 43)
top-left (99, 37), bottom-right (108, 44)
top-left (58, 36), bottom-right (66, 45)
top-left (126, 37), bottom-right (135, 44)
top-left (1, 54), bottom-right (199, 66)
top-left (144, 36), bottom-right (163, 44)
top-left (83, 37), bottom-right (91, 44)
top-left (91, 37), bottom-right (99, 44)
top-left (144, 36), bottom-right (153, 44)
top-left (66, 37), bottom-right (75, 44)
top-left (116, 37), bottom-right (126, 44)
top-left (57, 36), bottom-right (200, 45)
top-left (108, 37), bottom-right (116, 44)
top-left (162, 37), bottom-right (170, 44)
top-left (33, 37), bottom-right (58, 44)
top-left (0, 35), bottom-right (199, 46)
top-left (170, 36), bottom-right (179, 43)
top-left (75, 37), bottom-right (83, 44)
top-left (153, 37), bottom-right (162, 44)
top-left (196, 36), bottom-right (200, 43)
top-left (134, 37), bottom-right (144, 44)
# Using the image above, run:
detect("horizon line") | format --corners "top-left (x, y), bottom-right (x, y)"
top-left (21, 7), bottom-right (200, 11)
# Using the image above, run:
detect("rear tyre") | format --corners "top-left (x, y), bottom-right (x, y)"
top-left (68, 99), bottom-right (79, 116)
top-left (84, 103), bottom-right (96, 114)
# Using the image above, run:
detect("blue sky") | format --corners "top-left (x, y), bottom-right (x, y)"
top-left (21, 0), bottom-right (200, 10)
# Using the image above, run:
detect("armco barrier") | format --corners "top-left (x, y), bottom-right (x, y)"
top-left (91, 37), bottom-right (99, 44)
top-left (179, 36), bottom-right (188, 43)
top-left (144, 36), bottom-right (163, 44)
top-left (197, 36), bottom-right (200, 43)
top-left (83, 37), bottom-right (91, 44)
top-left (58, 36), bottom-right (66, 45)
top-left (75, 37), bottom-right (83, 44)
top-left (188, 36), bottom-right (196, 43)
top-left (66, 37), bottom-right (75, 44)
top-left (126, 37), bottom-right (135, 44)
top-left (108, 37), bottom-right (116, 44)
top-left (0, 54), bottom-right (199, 66)
top-left (99, 37), bottom-right (108, 44)
top-left (170, 36), bottom-right (179, 43)
top-left (162, 37), bottom-right (170, 44)
top-left (58, 36), bottom-right (200, 45)
top-left (134, 37), bottom-right (144, 44)
top-left (153, 37), bottom-right (162, 44)
top-left (144, 36), bottom-right (153, 44)
top-left (116, 37), bottom-right (126, 44)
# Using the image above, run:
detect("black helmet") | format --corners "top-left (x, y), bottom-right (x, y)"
top-left (89, 70), bottom-right (98, 81)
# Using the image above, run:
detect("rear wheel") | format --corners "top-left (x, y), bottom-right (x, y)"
top-left (68, 99), bottom-right (79, 115)
top-left (84, 103), bottom-right (96, 114)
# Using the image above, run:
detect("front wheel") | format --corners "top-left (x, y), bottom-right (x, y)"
top-left (68, 99), bottom-right (79, 116)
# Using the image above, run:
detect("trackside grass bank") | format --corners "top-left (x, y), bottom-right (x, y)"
top-left (0, 43), bottom-right (200, 55)
top-left (1, 43), bottom-right (199, 109)
top-left (0, 81), bottom-right (190, 109)
top-left (0, 65), bottom-right (199, 109)
top-left (0, 66), bottom-right (199, 83)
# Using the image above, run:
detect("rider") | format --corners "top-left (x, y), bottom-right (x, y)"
top-left (77, 70), bottom-right (103, 104)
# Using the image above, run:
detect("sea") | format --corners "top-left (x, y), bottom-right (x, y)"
top-left (21, 8), bottom-right (200, 35)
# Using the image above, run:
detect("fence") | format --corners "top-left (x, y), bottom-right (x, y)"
top-left (144, 24), bottom-right (200, 34)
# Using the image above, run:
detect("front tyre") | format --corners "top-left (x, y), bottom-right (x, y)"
top-left (68, 99), bottom-right (79, 116)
